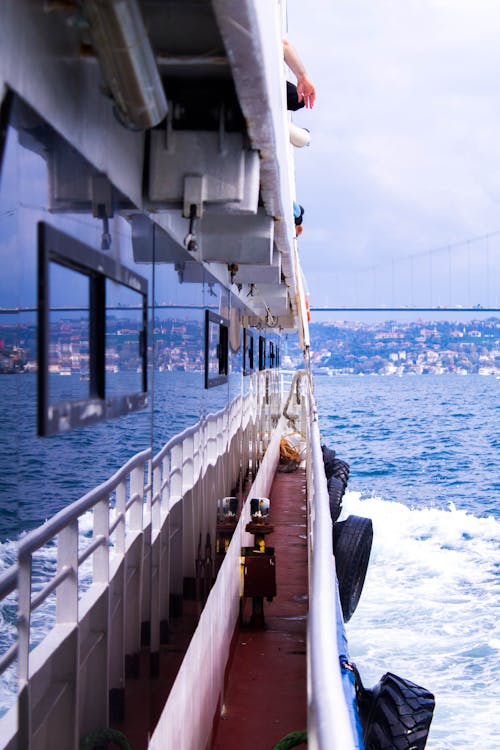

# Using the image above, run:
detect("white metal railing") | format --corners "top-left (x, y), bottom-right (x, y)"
top-left (295, 371), bottom-right (358, 750)
top-left (0, 370), bottom-right (358, 749)
top-left (0, 447), bottom-right (151, 673)
top-left (0, 370), bottom-right (279, 749)
top-left (14, 447), bottom-right (152, 748)
top-left (149, 406), bottom-right (284, 750)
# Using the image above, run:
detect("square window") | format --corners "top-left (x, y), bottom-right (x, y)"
top-left (243, 328), bottom-right (254, 376)
top-left (258, 336), bottom-right (266, 371)
top-left (204, 310), bottom-right (228, 388)
top-left (37, 222), bottom-right (148, 435)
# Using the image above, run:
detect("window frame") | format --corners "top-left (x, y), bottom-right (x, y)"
top-left (37, 221), bottom-right (148, 436)
top-left (204, 309), bottom-right (229, 388)
top-left (243, 328), bottom-right (254, 376)
top-left (258, 335), bottom-right (266, 371)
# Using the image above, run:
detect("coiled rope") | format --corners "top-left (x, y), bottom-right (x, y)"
top-left (279, 435), bottom-right (303, 463)
top-left (272, 729), bottom-right (307, 749)
top-left (80, 728), bottom-right (132, 750)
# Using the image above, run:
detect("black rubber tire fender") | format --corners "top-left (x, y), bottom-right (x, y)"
top-left (361, 672), bottom-right (435, 750)
top-left (327, 475), bottom-right (345, 522)
top-left (321, 444), bottom-right (337, 479)
top-left (332, 458), bottom-right (350, 475)
top-left (334, 470), bottom-right (350, 490)
top-left (330, 459), bottom-right (350, 487)
top-left (333, 515), bottom-right (373, 622)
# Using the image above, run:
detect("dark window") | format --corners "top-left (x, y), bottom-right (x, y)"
top-left (258, 336), bottom-right (266, 371)
top-left (269, 341), bottom-right (275, 369)
top-left (243, 328), bottom-right (254, 375)
top-left (204, 309), bottom-right (229, 388)
top-left (37, 222), bottom-right (148, 435)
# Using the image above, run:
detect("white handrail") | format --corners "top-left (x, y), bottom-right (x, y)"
top-left (0, 568), bottom-right (17, 601)
top-left (0, 371), bottom-right (279, 749)
top-left (286, 372), bottom-right (358, 750)
top-left (308, 413), bottom-right (358, 749)
top-left (13, 447), bottom-right (152, 679)
top-left (0, 373), bottom-right (357, 750)
top-left (18, 448), bottom-right (152, 558)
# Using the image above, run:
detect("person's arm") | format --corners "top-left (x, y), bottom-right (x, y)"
top-left (283, 38), bottom-right (316, 108)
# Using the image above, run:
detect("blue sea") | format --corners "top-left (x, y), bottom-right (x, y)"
top-left (0, 373), bottom-right (499, 748)
top-left (315, 375), bottom-right (500, 750)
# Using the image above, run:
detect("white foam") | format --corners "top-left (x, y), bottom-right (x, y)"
top-left (344, 491), bottom-right (500, 749)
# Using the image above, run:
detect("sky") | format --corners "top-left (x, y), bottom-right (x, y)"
top-left (2, 5), bottom-right (499, 323)
top-left (286, 0), bottom-right (500, 319)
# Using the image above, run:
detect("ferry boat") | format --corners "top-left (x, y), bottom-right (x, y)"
top-left (0, 2), bottom-right (434, 748)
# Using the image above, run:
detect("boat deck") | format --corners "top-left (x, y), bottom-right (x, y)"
top-left (212, 467), bottom-right (308, 749)
top-left (113, 467), bottom-right (308, 749)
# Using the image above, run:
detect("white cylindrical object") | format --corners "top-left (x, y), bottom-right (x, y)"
top-left (289, 122), bottom-right (311, 147)
top-left (84, 0), bottom-right (168, 129)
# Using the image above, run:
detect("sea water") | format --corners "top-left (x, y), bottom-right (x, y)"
top-left (315, 375), bottom-right (499, 750)
top-left (0, 374), bottom-right (499, 748)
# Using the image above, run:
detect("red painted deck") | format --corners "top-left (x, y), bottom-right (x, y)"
top-left (212, 468), bottom-right (308, 749)
top-left (112, 467), bottom-right (308, 749)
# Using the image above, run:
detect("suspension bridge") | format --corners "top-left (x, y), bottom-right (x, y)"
top-left (309, 229), bottom-right (500, 313)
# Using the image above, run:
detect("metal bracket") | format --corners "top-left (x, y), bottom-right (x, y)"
top-left (183, 174), bottom-right (205, 218)
top-left (183, 175), bottom-right (205, 251)
top-left (91, 175), bottom-right (114, 250)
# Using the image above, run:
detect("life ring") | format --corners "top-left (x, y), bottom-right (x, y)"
top-left (333, 515), bottom-right (373, 622)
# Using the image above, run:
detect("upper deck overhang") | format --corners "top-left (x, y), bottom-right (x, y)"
top-left (211, 0), bottom-right (298, 320)
top-left (0, 0), bottom-right (301, 331)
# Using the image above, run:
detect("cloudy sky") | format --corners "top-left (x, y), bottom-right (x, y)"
top-left (286, 0), bottom-right (500, 316)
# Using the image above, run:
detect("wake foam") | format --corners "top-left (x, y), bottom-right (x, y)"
top-left (343, 491), bottom-right (500, 749)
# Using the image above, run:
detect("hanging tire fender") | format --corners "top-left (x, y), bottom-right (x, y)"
top-left (321, 444), bottom-right (337, 479)
top-left (352, 667), bottom-right (435, 750)
top-left (333, 515), bottom-right (373, 622)
top-left (327, 475), bottom-right (345, 523)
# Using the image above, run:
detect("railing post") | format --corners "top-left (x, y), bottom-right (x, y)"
top-left (160, 454), bottom-right (171, 632)
top-left (18, 552), bottom-right (32, 748)
top-left (141, 458), bottom-right (153, 652)
top-left (150, 460), bottom-right (162, 665)
top-left (115, 479), bottom-right (126, 555)
top-left (170, 442), bottom-right (183, 501)
top-left (207, 418), bottom-right (217, 467)
top-left (56, 519), bottom-right (79, 623)
top-left (93, 496), bottom-right (110, 584)
top-left (130, 466), bottom-right (144, 532)
top-left (126, 465), bottom-right (145, 673)
top-left (193, 423), bottom-right (202, 484)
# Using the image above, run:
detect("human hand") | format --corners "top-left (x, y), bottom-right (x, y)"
top-left (297, 75), bottom-right (316, 108)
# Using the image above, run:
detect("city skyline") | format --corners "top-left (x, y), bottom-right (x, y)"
top-left (2, 315), bottom-right (498, 377)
